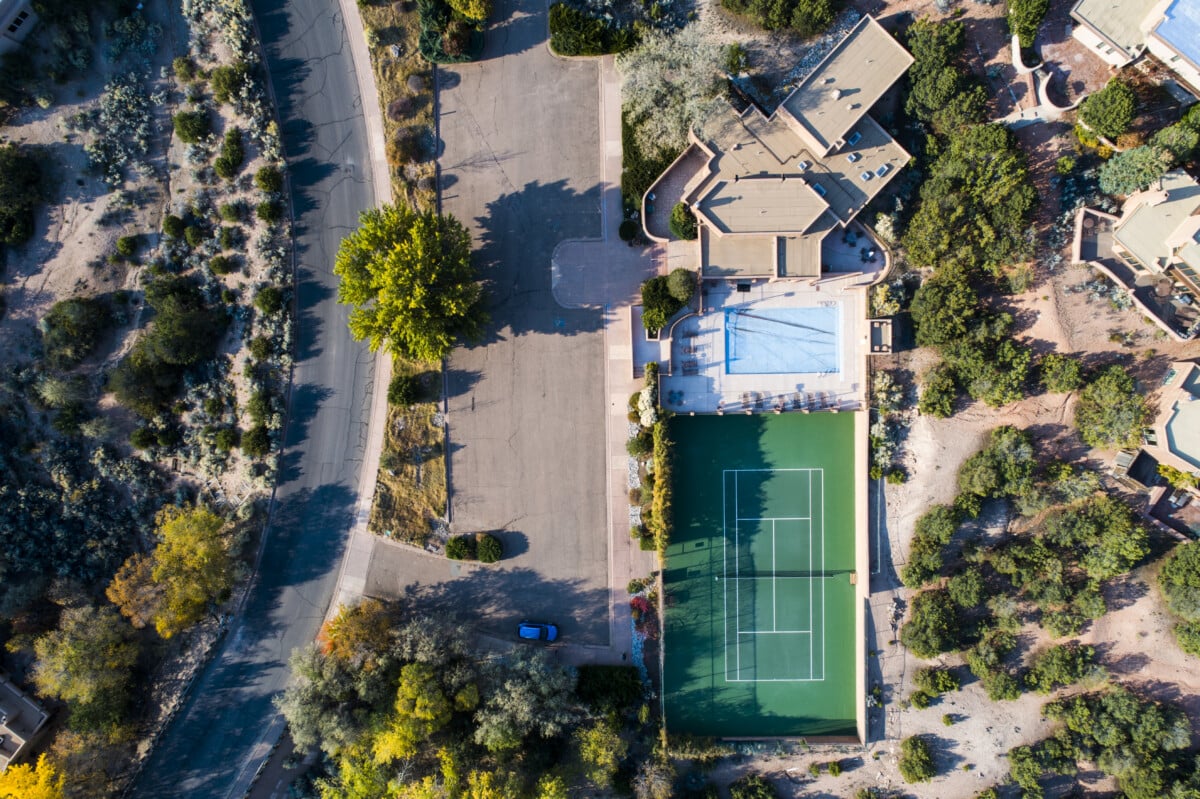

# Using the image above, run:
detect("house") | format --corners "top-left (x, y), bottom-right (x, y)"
top-left (1073, 170), bottom-right (1200, 340)
top-left (1147, 360), bottom-right (1200, 475)
top-left (0, 0), bottom-right (36, 56)
top-left (642, 14), bottom-right (912, 282)
top-left (0, 673), bottom-right (49, 772)
top-left (1070, 0), bottom-right (1200, 96)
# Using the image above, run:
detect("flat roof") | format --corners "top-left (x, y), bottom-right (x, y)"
top-left (1153, 0), bottom-right (1200, 69)
top-left (807, 116), bottom-right (909, 223)
top-left (698, 177), bottom-right (828, 235)
top-left (1115, 171), bottom-right (1200, 271)
top-left (700, 226), bottom-right (775, 277)
top-left (1070, 0), bottom-right (1158, 58)
top-left (779, 16), bottom-right (913, 155)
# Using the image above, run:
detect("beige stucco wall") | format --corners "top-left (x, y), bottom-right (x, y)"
top-left (1072, 23), bottom-right (1136, 67)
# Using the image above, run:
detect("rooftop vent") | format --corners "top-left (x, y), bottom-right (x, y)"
top-left (831, 88), bottom-right (843, 101)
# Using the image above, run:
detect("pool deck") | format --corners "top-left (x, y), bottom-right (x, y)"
top-left (658, 279), bottom-right (868, 414)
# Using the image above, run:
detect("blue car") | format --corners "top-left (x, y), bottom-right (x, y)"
top-left (518, 622), bottom-right (558, 642)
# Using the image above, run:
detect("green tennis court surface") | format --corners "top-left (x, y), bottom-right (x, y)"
top-left (663, 413), bottom-right (857, 738)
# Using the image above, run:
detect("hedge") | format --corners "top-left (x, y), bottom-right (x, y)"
top-left (650, 419), bottom-right (673, 557)
top-left (548, 3), bottom-right (637, 57)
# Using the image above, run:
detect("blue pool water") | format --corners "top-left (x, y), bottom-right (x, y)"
top-left (725, 307), bottom-right (840, 374)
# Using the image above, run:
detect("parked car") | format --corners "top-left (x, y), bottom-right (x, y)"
top-left (518, 622), bottom-right (558, 642)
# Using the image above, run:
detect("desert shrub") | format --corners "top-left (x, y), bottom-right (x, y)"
top-left (948, 566), bottom-right (984, 609)
top-left (966, 628), bottom-right (1021, 701)
top-left (242, 425), bottom-right (270, 457)
top-left (219, 202), bottom-right (244, 223)
top-left (210, 255), bottom-right (235, 275)
top-left (1159, 542), bottom-right (1200, 624)
top-left (1174, 621), bottom-right (1200, 655)
top-left (42, 297), bottom-right (112, 369)
top-left (728, 774), bottom-right (778, 799)
top-left (918, 363), bottom-right (956, 418)
top-left (388, 373), bottom-right (421, 406)
top-left (914, 666), bottom-right (960, 696)
top-left (214, 127), bottom-right (245, 180)
top-left (210, 62), bottom-right (251, 104)
top-left (214, 426), bottom-right (240, 452)
top-left (1039, 353), bottom-right (1084, 393)
top-left (130, 427), bottom-right (157, 449)
top-left (445, 535), bottom-right (476, 560)
top-left (184, 225), bottom-right (206, 248)
top-left (477, 533), bottom-right (502, 563)
top-left (172, 110), bottom-right (210, 143)
top-left (721, 0), bottom-right (840, 35)
top-left (116, 235), bottom-right (138, 257)
top-left (162, 214), bottom-right (185, 239)
top-left (254, 286), bottom-right (284, 316)
top-left (900, 504), bottom-right (959, 588)
top-left (901, 589), bottom-right (961, 658)
top-left (1025, 643), bottom-right (1096, 693)
top-left (1080, 79), bottom-right (1135, 140)
top-left (1074, 364), bottom-right (1149, 449)
top-left (548, 2), bottom-right (636, 57)
top-left (256, 200), bottom-right (283, 223)
top-left (957, 426), bottom-right (1035, 500)
top-left (255, 165), bottom-right (283, 193)
top-left (669, 202), bottom-right (697, 240)
top-left (173, 56), bottom-right (197, 82)
top-left (248, 336), bottom-right (273, 361)
top-left (899, 735), bottom-right (935, 783)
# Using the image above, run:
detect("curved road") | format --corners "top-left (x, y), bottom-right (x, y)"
top-left (130, 2), bottom-right (378, 796)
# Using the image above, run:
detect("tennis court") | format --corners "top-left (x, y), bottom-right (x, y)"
top-left (663, 413), bottom-right (857, 738)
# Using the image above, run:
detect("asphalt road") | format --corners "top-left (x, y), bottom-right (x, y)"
top-left (365, 0), bottom-right (611, 644)
top-left (129, 2), bottom-right (378, 796)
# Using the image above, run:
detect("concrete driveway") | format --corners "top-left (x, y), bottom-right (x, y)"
top-left (130, 1), bottom-right (379, 796)
top-left (364, 0), bottom-right (612, 645)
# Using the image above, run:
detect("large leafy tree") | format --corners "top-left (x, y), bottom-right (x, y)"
top-left (903, 124), bottom-right (1036, 273)
top-left (373, 663), bottom-right (454, 762)
top-left (1098, 145), bottom-right (1173, 196)
top-left (0, 754), bottom-right (65, 799)
top-left (904, 18), bottom-right (987, 134)
top-left (32, 604), bottom-right (138, 732)
top-left (1007, 0), bottom-right (1048, 49)
top-left (335, 204), bottom-right (486, 363)
top-left (1080, 79), bottom-right (1136, 140)
top-left (1074, 364), bottom-right (1149, 449)
top-left (473, 649), bottom-right (581, 753)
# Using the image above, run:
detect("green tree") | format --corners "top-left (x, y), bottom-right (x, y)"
top-left (957, 425), bottom-right (1035, 499)
top-left (1074, 364), bottom-right (1149, 449)
top-left (210, 61), bottom-right (251, 104)
top-left (255, 165), bottom-right (284, 193)
top-left (719, 0), bottom-right (840, 35)
top-left (901, 588), bottom-right (960, 658)
top-left (41, 297), bottom-right (111, 369)
top-left (0, 754), bottom-right (65, 799)
top-left (473, 649), bottom-right (580, 752)
top-left (911, 271), bottom-right (981, 348)
top-left (1040, 352), bottom-right (1084, 393)
top-left (914, 666), bottom-right (960, 696)
top-left (1159, 542), bottom-right (1200, 622)
top-left (576, 718), bottom-right (628, 789)
top-left (1025, 643), bottom-right (1096, 694)
top-left (903, 124), bottom-right (1035, 272)
top-left (919, 363), bottom-right (957, 418)
top-left (1008, 0), bottom-right (1049, 49)
top-left (0, 143), bottom-right (43, 246)
top-left (1098, 145), bottom-right (1172, 196)
top-left (667, 267), bottom-right (696, 303)
top-left (1159, 464), bottom-right (1199, 491)
top-left (899, 735), bottom-right (936, 783)
top-left (1150, 123), bottom-right (1199, 164)
top-left (948, 566), bottom-right (985, 608)
top-left (172, 110), bottom-right (210, 143)
top-left (335, 203), bottom-right (486, 362)
top-left (149, 505), bottom-right (235, 638)
top-left (32, 605), bottom-right (138, 732)
top-left (728, 774), bottom-right (778, 799)
top-left (1080, 79), bottom-right (1136, 140)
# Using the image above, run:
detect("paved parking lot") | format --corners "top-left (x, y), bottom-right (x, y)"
top-left (365, 0), bottom-right (611, 644)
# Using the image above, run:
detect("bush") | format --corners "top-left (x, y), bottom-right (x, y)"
top-left (1174, 620), bottom-right (1200, 655)
top-left (728, 774), bottom-right (778, 799)
top-left (184, 225), bottom-right (207, 248)
top-left (388, 373), bottom-right (421, 406)
top-left (477, 533), bottom-right (503, 563)
top-left (627, 430), bottom-right (653, 457)
top-left (172, 110), bottom-right (210, 143)
top-left (828, 761), bottom-right (842, 777)
top-left (669, 202), bottom-right (697, 240)
top-left (214, 128), bottom-right (245, 180)
top-left (1039, 352), bottom-right (1083, 393)
top-left (621, 109), bottom-right (683, 209)
top-left (667, 267), bottom-right (696, 304)
top-left (214, 426), bottom-right (240, 452)
top-left (162, 214), bottom-right (185, 238)
top-left (721, 0), bottom-right (840, 35)
top-left (1080, 79), bottom-right (1135, 140)
top-left (1025, 643), bottom-right (1096, 693)
top-left (1159, 542), bottom-right (1200, 622)
top-left (548, 2), bottom-right (636, 57)
top-left (901, 589), bottom-right (961, 658)
top-left (218, 226), bottom-right (238, 250)
top-left (1098, 144), bottom-right (1172, 196)
top-left (219, 202), bottom-right (243, 223)
top-left (0, 144), bottom-right (44, 246)
top-left (898, 735), bottom-right (936, 783)
top-left (116, 235), bottom-right (138, 257)
top-left (619, 219), bottom-right (639, 242)
top-left (130, 427), bottom-right (157, 449)
top-left (42, 296), bottom-right (112, 369)
top-left (173, 56), bottom-right (196, 82)
top-left (447, 0), bottom-right (492, 21)
top-left (255, 286), bottom-right (284, 316)
top-left (210, 62), bottom-right (251, 104)
top-left (255, 165), bottom-right (283, 194)
top-left (641, 274), bottom-right (687, 332)
top-left (256, 200), bottom-right (283, 223)
top-left (1007, 0), bottom-right (1048, 49)
top-left (247, 390), bottom-right (272, 425)
top-left (242, 425), bottom-right (271, 457)
top-left (1075, 364), bottom-right (1149, 449)
top-left (446, 535), bottom-right (476, 560)
top-left (918, 363), bottom-right (957, 418)
top-left (210, 255), bottom-right (236, 275)
top-left (914, 666), bottom-right (960, 696)
top-left (248, 336), bottom-right (273, 361)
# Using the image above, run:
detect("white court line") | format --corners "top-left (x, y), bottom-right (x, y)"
top-left (738, 630), bottom-right (812, 635)
top-left (722, 471), bottom-right (728, 682)
top-left (809, 471), bottom-right (813, 680)
top-left (737, 516), bottom-right (811, 522)
top-left (819, 470), bottom-right (826, 680)
top-left (772, 519), bottom-right (776, 632)
top-left (735, 470), bottom-right (740, 681)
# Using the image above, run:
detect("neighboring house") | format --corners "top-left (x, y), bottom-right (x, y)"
top-left (0, 673), bottom-right (49, 772)
top-left (1073, 170), bottom-right (1200, 340)
top-left (1071, 0), bottom-right (1200, 95)
top-left (0, 0), bottom-right (36, 56)
top-left (1148, 360), bottom-right (1200, 475)
top-left (642, 14), bottom-right (912, 282)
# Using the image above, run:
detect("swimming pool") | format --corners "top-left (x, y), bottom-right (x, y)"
top-left (725, 306), bottom-right (840, 374)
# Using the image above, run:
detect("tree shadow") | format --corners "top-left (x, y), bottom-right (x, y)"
top-left (1100, 574), bottom-right (1148, 613)
top-left (1092, 641), bottom-right (1149, 674)
top-left (291, 270), bottom-right (333, 363)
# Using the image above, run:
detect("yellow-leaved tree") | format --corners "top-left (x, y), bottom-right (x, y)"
top-left (0, 754), bottom-right (65, 799)
top-left (372, 663), bottom-right (452, 763)
top-left (334, 204), bottom-right (486, 363)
